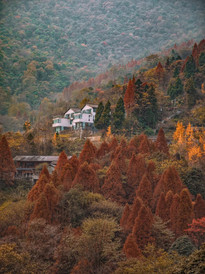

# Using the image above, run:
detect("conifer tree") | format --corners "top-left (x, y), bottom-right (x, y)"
top-left (120, 203), bottom-right (131, 230)
top-left (0, 135), bottom-right (16, 184)
top-left (165, 190), bottom-right (174, 222)
top-left (108, 137), bottom-right (118, 151)
top-left (113, 97), bottom-right (125, 130)
top-left (79, 139), bottom-right (96, 164)
top-left (124, 79), bottom-right (135, 114)
top-left (170, 193), bottom-right (180, 235)
top-left (112, 147), bottom-right (127, 174)
top-left (101, 161), bottom-right (126, 204)
top-left (167, 77), bottom-right (183, 99)
top-left (72, 162), bottom-right (100, 193)
top-left (39, 165), bottom-right (50, 181)
top-left (61, 163), bottom-right (75, 191)
top-left (99, 100), bottom-right (111, 129)
top-left (94, 101), bottom-right (104, 129)
top-left (184, 55), bottom-right (196, 78)
top-left (51, 169), bottom-right (61, 188)
top-left (68, 154), bottom-right (79, 175)
top-left (43, 182), bottom-right (59, 217)
top-left (156, 193), bottom-right (167, 221)
top-left (127, 196), bottom-right (143, 231)
top-left (185, 78), bottom-right (197, 108)
top-left (132, 205), bottom-right (154, 250)
top-left (30, 192), bottom-right (51, 222)
top-left (55, 151), bottom-right (68, 177)
top-left (123, 233), bottom-right (142, 258)
top-left (96, 141), bottom-right (109, 158)
top-left (136, 174), bottom-right (152, 208)
top-left (138, 134), bottom-right (150, 154)
top-left (27, 174), bottom-right (49, 202)
top-left (194, 194), bottom-right (205, 219)
top-left (155, 128), bottom-right (169, 155)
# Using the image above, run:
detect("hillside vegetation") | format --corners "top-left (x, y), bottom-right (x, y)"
top-left (0, 0), bottom-right (205, 110)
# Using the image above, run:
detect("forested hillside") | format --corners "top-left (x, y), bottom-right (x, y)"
top-left (0, 0), bottom-right (205, 110)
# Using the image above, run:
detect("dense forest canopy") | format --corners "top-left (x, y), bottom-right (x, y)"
top-left (0, 0), bottom-right (205, 109)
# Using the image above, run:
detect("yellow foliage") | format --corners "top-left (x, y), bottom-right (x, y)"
top-left (173, 121), bottom-right (185, 144)
top-left (106, 125), bottom-right (112, 138)
top-left (188, 145), bottom-right (202, 162)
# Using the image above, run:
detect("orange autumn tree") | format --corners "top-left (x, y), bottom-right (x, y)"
top-left (55, 151), bottom-right (68, 177)
top-left (27, 174), bottom-right (49, 202)
top-left (126, 196), bottom-right (143, 232)
top-left (0, 135), bottom-right (16, 184)
top-left (194, 194), bottom-right (205, 219)
top-left (155, 128), bottom-right (169, 155)
top-left (72, 162), bottom-right (99, 193)
top-left (68, 154), bottom-right (79, 175)
top-left (43, 182), bottom-right (60, 222)
top-left (108, 137), bottom-right (118, 151)
top-left (79, 139), bottom-right (96, 164)
top-left (30, 192), bottom-right (51, 222)
top-left (124, 78), bottom-right (135, 114)
top-left (61, 163), bottom-right (75, 191)
top-left (120, 203), bottom-right (131, 230)
top-left (101, 160), bottom-right (126, 204)
top-left (96, 141), bottom-right (109, 158)
top-left (136, 174), bottom-right (152, 208)
top-left (138, 134), bottom-right (151, 154)
top-left (123, 233), bottom-right (142, 258)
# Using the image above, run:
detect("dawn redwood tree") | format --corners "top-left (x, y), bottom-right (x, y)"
top-left (72, 162), bottom-right (100, 193)
top-left (165, 190), bottom-right (174, 222)
top-left (94, 101), bottom-right (104, 129)
top-left (30, 192), bottom-right (51, 222)
top-left (55, 151), bottom-right (68, 177)
top-left (155, 128), bottom-right (169, 155)
top-left (61, 163), bottom-right (75, 191)
top-left (27, 174), bottom-right (49, 202)
top-left (124, 79), bottom-right (135, 114)
top-left (138, 134), bottom-right (150, 154)
top-left (0, 135), bottom-right (16, 184)
top-left (113, 97), bottom-right (125, 130)
top-left (170, 193), bottom-right (180, 235)
top-left (108, 137), bottom-right (118, 151)
top-left (123, 233), bottom-right (142, 258)
top-left (126, 197), bottom-right (143, 231)
top-left (132, 205), bottom-right (154, 250)
top-left (177, 188), bottom-right (193, 236)
top-left (153, 166), bottom-right (183, 208)
top-left (136, 174), bottom-right (152, 208)
top-left (68, 154), bottom-right (79, 176)
top-left (194, 194), bottom-right (205, 219)
top-left (79, 139), bottom-right (96, 164)
top-left (39, 165), bottom-right (50, 180)
top-left (112, 147), bottom-right (127, 174)
top-left (51, 169), bottom-right (61, 188)
top-left (96, 141), bottom-right (109, 158)
top-left (156, 193), bottom-right (167, 221)
top-left (43, 182), bottom-right (59, 222)
top-left (101, 161), bottom-right (126, 204)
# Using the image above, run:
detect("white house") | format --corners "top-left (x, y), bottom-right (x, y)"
top-left (52, 104), bottom-right (98, 133)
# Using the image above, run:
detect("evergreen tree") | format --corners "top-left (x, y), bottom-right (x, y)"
top-left (94, 101), bottom-right (104, 129)
top-left (199, 52), bottom-right (205, 66)
top-left (185, 78), bottom-right (197, 108)
top-left (167, 77), bottom-right (183, 99)
top-left (99, 100), bottom-right (111, 129)
top-left (184, 55), bottom-right (196, 78)
top-left (113, 97), bottom-right (125, 130)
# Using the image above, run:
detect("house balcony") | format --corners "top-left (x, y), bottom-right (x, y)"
top-left (52, 118), bottom-right (72, 128)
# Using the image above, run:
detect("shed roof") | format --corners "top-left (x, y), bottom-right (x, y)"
top-left (13, 156), bottom-right (59, 162)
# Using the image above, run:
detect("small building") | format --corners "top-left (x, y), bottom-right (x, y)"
top-left (52, 104), bottom-right (98, 133)
top-left (13, 155), bottom-right (59, 182)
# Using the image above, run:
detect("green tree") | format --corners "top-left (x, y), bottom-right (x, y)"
top-left (184, 55), bottom-right (196, 78)
top-left (185, 78), bottom-right (197, 108)
top-left (113, 97), bottom-right (125, 130)
top-left (167, 77), bottom-right (183, 99)
top-left (94, 102), bottom-right (104, 129)
top-left (100, 100), bottom-right (111, 129)
top-left (199, 52), bottom-right (205, 67)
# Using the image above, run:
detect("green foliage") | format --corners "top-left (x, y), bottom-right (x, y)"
top-left (99, 100), bottom-right (111, 129)
top-left (185, 78), bottom-right (197, 108)
top-left (113, 97), bottom-right (125, 131)
top-left (167, 77), bottom-right (184, 99)
top-left (199, 52), bottom-right (205, 67)
top-left (169, 236), bottom-right (196, 257)
top-left (184, 55), bottom-right (196, 78)
top-left (94, 102), bottom-right (104, 129)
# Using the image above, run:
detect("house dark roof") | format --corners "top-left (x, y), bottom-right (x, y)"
top-left (13, 156), bottom-right (59, 162)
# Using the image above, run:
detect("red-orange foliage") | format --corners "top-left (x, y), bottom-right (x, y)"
top-left (39, 165), bottom-right (50, 180)
top-left (51, 169), bottom-right (61, 188)
top-left (96, 141), bottom-right (109, 158)
top-left (129, 135), bottom-right (141, 150)
top-left (79, 139), bottom-right (96, 164)
top-left (170, 193), bottom-right (180, 235)
top-left (194, 194), bottom-right (205, 219)
top-left (132, 205), bottom-right (154, 250)
top-left (192, 43), bottom-right (199, 66)
top-left (30, 192), bottom-right (50, 222)
top-left (68, 154), bottom-right (79, 175)
top-left (136, 174), bottom-right (152, 208)
top-left (185, 217), bottom-right (205, 248)
top-left (0, 135), bottom-right (16, 184)
top-left (71, 259), bottom-right (92, 274)
top-left (156, 61), bottom-right (164, 76)
top-left (127, 197), bottom-right (143, 231)
top-left (108, 137), bottom-right (118, 151)
top-left (72, 162), bottom-right (100, 193)
top-left (120, 203), bottom-right (131, 230)
top-left (101, 161), bottom-right (126, 204)
top-left (55, 151), bottom-right (68, 177)
top-left (112, 147), bottom-right (127, 174)
top-left (123, 233), bottom-right (142, 258)
top-left (177, 188), bottom-right (193, 236)
top-left (124, 78), bottom-right (135, 113)
top-left (146, 161), bottom-right (157, 190)
top-left (155, 128), bottom-right (169, 155)
top-left (165, 190), bottom-right (174, 222)
top-left (61, 163), bottom-right (75, 191)
top-left (44, 182), bottom-right (59, 211)
top-left (156, 192), bottom-right (167, 221)
top-left (127, 154), bottom-right (147, 193)
top-left (153, 166), bottom-right (183, 207)
top-left (138, 134), bottom-right (150, 154)
top-left (89, 163), bottom-right (101, 171)
top-left (27, 174), bottom-right (49, 202)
